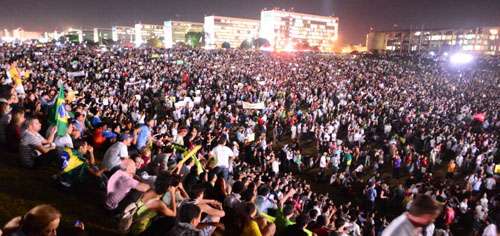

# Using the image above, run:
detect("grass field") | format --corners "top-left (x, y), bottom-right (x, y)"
top-left (0, 150), bottom-right (120, 235)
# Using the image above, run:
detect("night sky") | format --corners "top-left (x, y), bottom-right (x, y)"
top-left (1, 0), bottom-right (500, 44)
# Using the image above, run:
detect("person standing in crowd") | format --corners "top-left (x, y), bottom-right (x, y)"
top-left (210, 138), bottom-right (235, 180)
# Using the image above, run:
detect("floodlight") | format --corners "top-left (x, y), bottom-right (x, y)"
top-left (450, 52), bottom-right (473, 65)
top-left (284, 42), bottom-right (295, 52)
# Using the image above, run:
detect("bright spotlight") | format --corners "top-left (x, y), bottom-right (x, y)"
top-left (450, 52), bottom-right (473, 65)
top-left (284, 42), bottom-right (295, 52)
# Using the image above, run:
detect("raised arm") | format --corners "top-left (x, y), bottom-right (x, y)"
top-left (278, 188), bottom-right (297, 209)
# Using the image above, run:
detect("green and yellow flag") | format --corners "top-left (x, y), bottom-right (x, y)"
top-left (178, 145), bottom-right (204, 174)
top-left (49, 86), bottom-right (69, 136)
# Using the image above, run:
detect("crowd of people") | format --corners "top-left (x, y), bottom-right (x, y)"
top-left (0, 42), bottom-right (498, 236)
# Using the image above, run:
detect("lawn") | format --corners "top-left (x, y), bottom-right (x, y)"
top-left (0, 150), bottom-right (119, 235)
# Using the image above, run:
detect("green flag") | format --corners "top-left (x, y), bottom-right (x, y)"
top-left (50, 87), bottom-right (69, 136)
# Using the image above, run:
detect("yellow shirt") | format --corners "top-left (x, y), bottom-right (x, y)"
top-left (241, 220), bottom-right (262, 236)
top-left (66, 90), bottom-right (77, 103)
top-left (9, 66), bottom-right (21, 86)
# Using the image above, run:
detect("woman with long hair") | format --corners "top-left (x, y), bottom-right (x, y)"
top-left (128, 173), bottom-right (180, 235)
top-left (213, 172), bottom-right (228, 203)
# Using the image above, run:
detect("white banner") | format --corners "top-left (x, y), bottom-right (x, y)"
top-left (242, 102), bottom-right (265, 110)
top-left (175, 101), bottom-right (187, 109)
top-left (67, 71), bottom-right (86, 78)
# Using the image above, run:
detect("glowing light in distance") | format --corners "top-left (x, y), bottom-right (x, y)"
top-left (450, 52), bottom-right (474, 65)
top-left (260, 45), bottom-right (273, 52)
top-left (284, 42), bottom-right (295, 52)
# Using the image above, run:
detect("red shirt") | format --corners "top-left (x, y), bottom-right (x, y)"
top-left (93, 127), bottom-right (106, 148)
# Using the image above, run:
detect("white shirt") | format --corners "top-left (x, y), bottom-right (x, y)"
top-left (482, 224), bottom-right (497, 236)
top-left (459, 201), bottom-right (468, 214)
top-left (485, 177), bottom-right (496, 190)
top-left (320, 155), bottom-right (327, 168)
top-left (102, 142), bottom-right (128, 170)
top-left (54, 134), bottom-right (74, 149)
top-left (271, 160), bottom-right (280, 173)
top-left (211, 145), bottom-right (234, 168)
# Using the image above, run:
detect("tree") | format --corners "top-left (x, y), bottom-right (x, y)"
top-left (185, 31), bottom-right (204, 48)
top-left (147, 37), bottom-right (163, 48)
top-left (221, 42), bottom-right (231, 49)
top-left (253, 38), bottom-right (270, 48)
top-left (240, 40), bottom-right (252, 49)
top-left (101, 38), bottom-right (114, 46)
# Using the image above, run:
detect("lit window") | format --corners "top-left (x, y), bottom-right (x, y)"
top-left (430, 35), bottom-right (441, 41)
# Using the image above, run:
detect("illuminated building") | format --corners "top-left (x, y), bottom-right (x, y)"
top-left (112, 26), bottom-right (135, 45)
top-left (63, 28), bottom-right (83, 43)
top-left (43, 31), bottom-right (61, 42)
top-left (259, 10), bottom-right (339, 52)
top-left (367, 26), bottom-right (500, 55)
top-left (164, 21), bottom-right (204, 48)
top-left (134, 23), bottom-right (164, 47)
top-left (82, 28), bottom-right (113, 44)
top-left (1, 28), bottom-right (43, 42)
top-left (204, 16), bottom-right (260, 49)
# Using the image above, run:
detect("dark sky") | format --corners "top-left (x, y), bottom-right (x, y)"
top-left (1, 0), bottom-right (500, 44)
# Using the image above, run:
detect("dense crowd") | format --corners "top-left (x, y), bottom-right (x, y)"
top-left (0, 42), bottom-right (498, 236)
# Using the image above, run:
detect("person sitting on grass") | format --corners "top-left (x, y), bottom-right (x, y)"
top-left (105, 159), bottom-right (150, 213)
top-left (55, 139), bottom-right (105, 188)
top-left (166, 203), bottom-right (203, 236)
top-left (19, 118), bottom-right (58, 168)
top-left (128, 173), bottom-right (180, 235)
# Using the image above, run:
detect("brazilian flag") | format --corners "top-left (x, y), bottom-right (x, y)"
top-left (59, 147), bottom-right (88, 186)
top-left (49, 86), bottom-right (69, 136)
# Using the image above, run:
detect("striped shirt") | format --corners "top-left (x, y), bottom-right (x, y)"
top-left (19, 130), bottom-right (45, 167)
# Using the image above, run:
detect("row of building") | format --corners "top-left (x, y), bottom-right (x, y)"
top-left (1, 9), bottom-right (339, 52)
top-left (366, 26), bottom-right (500, 55)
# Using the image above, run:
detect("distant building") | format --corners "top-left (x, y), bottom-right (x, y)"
top-left (204, 16), bottom-right (260, 49)
top-left (63, 28), bottom-right (83, 43)
top-left (134, 23), bottom-right (164, 47)
top-left (43, 31), bottom-right (62, 42)
top-left (91, 28), bottom-right (113, 44)
top-left (259, 10), bottom-right (339, 52)
top-left (366, 26), bottom-right (500, 55)
top-left (112, 26), bottom-right (135, 45)
top-left (1, 28), bottom-right (43, 42)
top-left (164, 21), bottom-right (204, 48)
top-left (82, 29), bottom-right (94, 42)
top-left (83, 28), bottom-right (113, 44)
